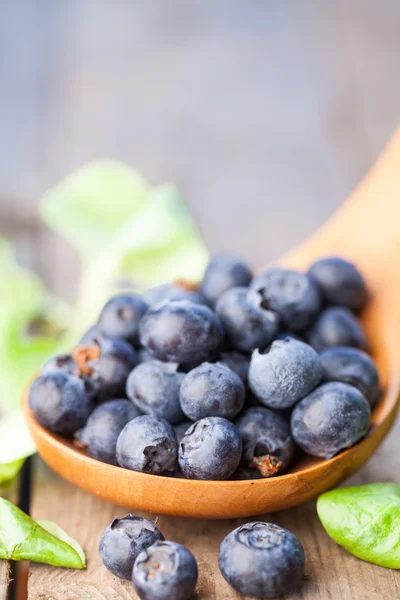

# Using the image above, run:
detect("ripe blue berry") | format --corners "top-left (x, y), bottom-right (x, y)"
top-left (236, 407), bottom-right (294, 477)
top-left (29, 372), bottom-right (93, 435)
top-left (99, 514), bottom-right (164, 579)
top-left (179, 362), bottom-right (245, 421)
top-left (75, 399), bottom-right (140, 464)
top-left (132, 541), bottom-right (198, 600)
top-left (98, 293), bottom-right (148, 345)
top-left (291, 381), bottom-right (371, 458)
top-left (250, 267), bottom-right (321, 331)
top-left (216, 287), bottom-right (278, 352)
top-left (200, 254), bottom-right (252, 307)
top-left (41, 353), bottom-right (77, 376)
top-left (308, 256), bottom-right (368, 312)
top-left (219, 522), bottom-right (305, 597)
top-left (139, 300), bottom-right (224, 364)
top-left (249, 338), bottom-right (323, 409)
top-left (126, 360), bottom-right (184, 424)
top-left (145, 281), bottom-right (205, 306)
top-left (307, 306), bottom-right (367, 351)
top-left (320, 346), bottom-right (380, 408)
top-left (178, 417), bottom-right (242, 480)
top-left (117, 415), bottom-right (177, 474)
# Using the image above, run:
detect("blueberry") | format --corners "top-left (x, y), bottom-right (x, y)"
top-left (78, 324), bottom-right (102, 346)
top-left (219, 351), bottom-right (250, 383)
top-left (320, 346), bottom-right (380, 408)
top-left (200, 254), bottom-right (252, 306)
top-left (98, 293), bottom-right (148, 345)
top-left (139, 300), bottom-right (224, 364)
top-left (126, 361), bottom-right (185, 424)
top-left (41, 353), bottom-right (77, 376)
top-left (235, 407), bottom-right (294, 477)
top-left (73, 337), bottom-right (138, 398)
top-left (145, 280), bottom-right (205, 306)
top-left (215, 287), bottom-right (278, 352)
top-left (132, 541), bottom-right (198, 600)
top-left (99, 514), bottom-right (164, 580)
top-left (248, 338), bottom-right (323, 409)
top-left (75, 399), bottom-right (140, 464)
top-left (250, 267), bottom-right (321, 331)
top-left (137, 347), bottom-right (154, 363)
top-left (29, 372), bottom-right (93, 435)
top-left (219, 522), bottom-right (305, 597)
top-left (180, 362), bottom-right (245, 421)
top-left (117, 415), bottom-right (177, 474)
top-left (178, 417), bottom-right (242, 480)
top-left (308, 256), bottom-right (368, 312)
top-left (291, 381), bottom-right (371, 458)
top-left (173, 421), bottom-right (192, 444)
top-left (307, 306), bottom-right (367, 351)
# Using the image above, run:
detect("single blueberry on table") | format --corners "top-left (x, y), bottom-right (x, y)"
top-left (178, 416), bottom-right (242, 480)
top-left (99, 514), bottom-right (164, 580)
top-left (98, 293), bottom-right (148, 345)
top-left (291, 381), bottom-right (371, 458)
top-left (219, 350), bottom-right (250, 383)
top-left (235, 407), bottom-right (294, 477)
top-left (173, 421), bottom-right (192, 444)
top-left (320, 346), bottom-right (380, 408)
top-left (307, 306), bottom-right (367, 351)
top-left (139, 300), bottom-right (224, 364)
top-left (73, 337), bottom-right (138, 398)
top-left (218, 522), bottom-right (305, 598)
top-left (215, 287), bottom-right (278, 352)
top-left (145, 280), bottom-right (205, 306)
top-left (117, 415), bottom-right (178, 474)
top-left (132, 541), bottom-right (198, 600)
top-left (29, 372), bottom-right (93, 436)
top-left (126, 360), bottom-right (185, 424)
top-left (308, 256), bottom-right (368, 312)
top-left (179, 362), bottom-right (245, 421)
top-left (41, 353), bottom-right (77, 376)
top-left (249, 267), bottom-right (321, 332)
top-left (200, 253), bottom-right (252, 307)
top-left (74, 399), bottom-right (140, 465)
top-left (248, 338), bottom-right (323, 409)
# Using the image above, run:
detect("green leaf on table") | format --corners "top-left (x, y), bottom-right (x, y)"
top-left (317, 483), bottom-right (400, 568)
top-left (0, 498), bottom-right (85, 568)
top-left (37, 520), bottom-right (86, 567)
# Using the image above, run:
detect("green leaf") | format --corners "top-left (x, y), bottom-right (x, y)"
top-left (0, 499), bottom-right (85, 568)
top-left (0, 411), bottom-right (36, 464)
top-left (317, 483), bottom-right (400, 568)
top-left (0, 460), bottom-right (25, 485)
top-left (37, 520), bottom-right (86, 567)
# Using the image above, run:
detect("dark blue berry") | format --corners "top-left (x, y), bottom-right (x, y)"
top-left (98, 293), bottom-right (148, 345)
top-left (126, 361), bottom-right (184, 424)
top-left (180, 362), bottom-right (245, 421)
top-left (78, 324), bottom-right (102, 346)
top-left (200, 254), bottom-right (252, 307)
top-left (117, 415), bottom-right (177, 474)
top-left (219, 522), bottom-right (305, 597)
top-left (99, 514), bottom-right (164, 580)
top-left (250, 267), bottom-right (321, 331)
top-left (308, 256), bottom-right (368, 312)
top-left (29, 372), bottom-right (93, 435)
top-left (216, 287), bottom-right (278, 352)
top-left (145, 281), bottom-right (205, 306)
top-left (307, 306), bottom-right (367, 351)
top-left (219, 351), bottom-right (249, 383)
top-left (249, 338), bottom-right (322, 409)
top-left (291, 381), bottom-right (371, 458)
top-left (132, 541), bottom-right (198, 600)
top-left (41, 353), bottom-right (77, 376)
top-left (75, 399), bottom-right (140, 464)
top-left (236, 407), bottom-right (294, 477)
top-left (139, 300), bottom-right (224, 364)
top-left (173, 421), bottom-right (192, 444)
top-left (320, 346), bottom-right (380, 408)
top-left (178, 417), bottom-right (242, 480)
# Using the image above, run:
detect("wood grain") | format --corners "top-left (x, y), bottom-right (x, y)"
top-left (0, 562), bottom-right (10, 600)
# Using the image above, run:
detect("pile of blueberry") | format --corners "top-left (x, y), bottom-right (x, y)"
top-left (99, 513), bottom-right (305, 598)
top-left (29, 254), bottom-right (379, 481)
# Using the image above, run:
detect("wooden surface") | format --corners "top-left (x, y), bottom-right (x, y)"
top-left (1, 1), bottom-right (400, 598)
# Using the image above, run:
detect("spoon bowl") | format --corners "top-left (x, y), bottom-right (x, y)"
top-left (22, 130), bottom-right (400, 518)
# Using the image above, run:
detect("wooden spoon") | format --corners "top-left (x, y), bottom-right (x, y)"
top-left (22, 129), bottom-right (400, 519)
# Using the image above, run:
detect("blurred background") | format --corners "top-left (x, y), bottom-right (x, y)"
top-left (1, 0), bottom-right (400, 301)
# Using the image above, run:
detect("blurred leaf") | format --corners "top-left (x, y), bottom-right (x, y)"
top-left (0, 460), bottom-right (24, 485)
top-left (0, 498), bottom-right (85, 568)
top-left (0, 411), bottom-right (36, 464)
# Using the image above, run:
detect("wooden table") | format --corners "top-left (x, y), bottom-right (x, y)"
top-left (1, 2), bottom-right (400, 598)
